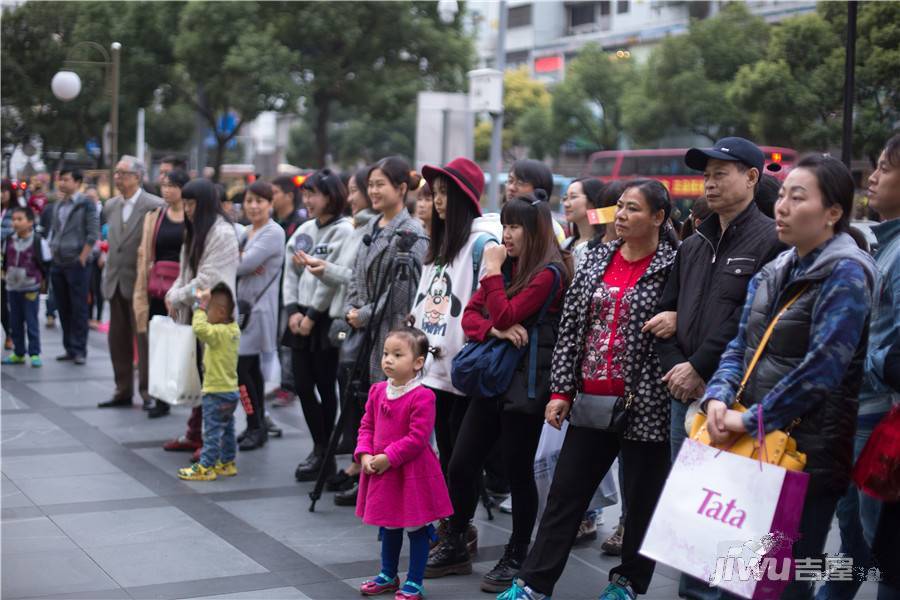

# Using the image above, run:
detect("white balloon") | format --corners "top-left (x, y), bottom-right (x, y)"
top-left (51, 71), bottom-right (82, 101)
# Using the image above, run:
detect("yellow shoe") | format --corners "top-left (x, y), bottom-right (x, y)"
top-left (214, 461), bottom-right (238, 477)
top-left (177, 463), bottom-right (217, 481)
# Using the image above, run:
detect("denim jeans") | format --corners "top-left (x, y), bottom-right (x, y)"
top-left (816, 422), bottom-right (883, 600)
top-left (199, 391), bottom-right (239, 468)
top-left (8, 290), bottom-right (41, 356)
top-left (50, 263), bottom-right (89, 358)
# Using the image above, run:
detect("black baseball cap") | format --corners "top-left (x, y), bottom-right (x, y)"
top-left (685, 137), bottom-right (765, 173)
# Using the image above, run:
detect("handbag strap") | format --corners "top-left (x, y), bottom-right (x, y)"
top-left (735, 283), bottom-right (810, 403)
top-left (249, 268), bottom-right (281, 306)
top-left (150, 207), bottom-right (167, 263)
top-left (526, 264), bottom-right (562, 399)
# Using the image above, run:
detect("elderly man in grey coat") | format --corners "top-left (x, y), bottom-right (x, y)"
top-left (98, 155), bottom-right (164, 409)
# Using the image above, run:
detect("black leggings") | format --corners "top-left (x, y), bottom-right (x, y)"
top-left (447, 398), bottom-right (544, 544)
top-left (433, 389), bottom-right (470, 478)
top-left (518, 425), bottom-right (671, 596)
top-left (237, 355), bottom-right (265, 430)
top-left (291, 343), bottom-right (339, 448)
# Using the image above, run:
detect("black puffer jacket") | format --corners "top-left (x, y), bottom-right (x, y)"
top-left (656, 202), bottom-right (784, 381)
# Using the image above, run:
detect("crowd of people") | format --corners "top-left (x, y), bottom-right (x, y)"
top-left (1, 134), bottom-right (898, 600)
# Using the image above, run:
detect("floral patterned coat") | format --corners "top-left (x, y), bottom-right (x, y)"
top-left (551, 237), bottom-right (678, 442)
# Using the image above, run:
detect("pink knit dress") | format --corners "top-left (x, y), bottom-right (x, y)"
top-left (354, 382), bottom-right (453, 528)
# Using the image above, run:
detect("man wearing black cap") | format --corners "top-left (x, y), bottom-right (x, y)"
top-left (644, 137), bottom-right (785, 599)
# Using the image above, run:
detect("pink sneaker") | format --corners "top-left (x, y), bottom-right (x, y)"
top-left (273, 389), bottom-right (295, 407)
top-left (360, 573), bottom-right (399, 596)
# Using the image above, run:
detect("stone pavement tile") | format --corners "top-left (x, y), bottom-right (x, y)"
top-left (1, 391), bottom-right (31, 410)
top-left (1, 413), bottom-right (83, 451)
top-left (2, 450), bottom-right (121, 481)
top-left (1, 474), bottom-right (35, 509)
top-left (0, 548), bottom-right (120, 599)
top-left (72, 404), bottom-right (195, 445)
top-left (177, 585), bottom-right (309, 600)
top-left (218, 496), bottom-right (376, 566)
top-left (85, 535), bottom-right (267, 588)
top-left (13, 472), bottom-right (155, 505)
top-left (26, 380), bottom-right (117, 408)
top-left (294, 579), bottom-right (359, 600)
top-left (52, 506), bottom-right (211, 547)
top-left (1, 516), bottom-right (80, 554)
top-left (1, 412), bottom-right (62, 431)
top-left (133, 440), bottom-right (312, 494)
top-left (128, 572), bottom-right (287, 600)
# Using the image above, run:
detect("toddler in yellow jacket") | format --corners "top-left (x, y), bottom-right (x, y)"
top-left (178, 283), bottom-right (241, 481)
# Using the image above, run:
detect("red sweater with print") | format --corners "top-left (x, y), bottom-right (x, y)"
top-left (551, 250), bottom-right (654, 403)
top-left (462, 266), bottom-right (564, 342)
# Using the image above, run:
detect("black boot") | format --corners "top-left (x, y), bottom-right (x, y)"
top-left (424, 530), bottom-right (472, 578)
top-left (333, 480), bottom-right (359, 506)
top-left (295, 446), bottom-right (336, 482)
top-left (239, 428), bottom-right (268, 451)
top-left (294, 448), bottom-right (318, 480)
top-left (480, 542), bottom-right (529, 592)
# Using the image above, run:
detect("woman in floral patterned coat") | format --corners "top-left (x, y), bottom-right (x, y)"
top-left (498, 179), bottom-right (678, 600)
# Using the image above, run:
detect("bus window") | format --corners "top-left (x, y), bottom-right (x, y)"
top-left (590, 157), bottom-right (617, 176)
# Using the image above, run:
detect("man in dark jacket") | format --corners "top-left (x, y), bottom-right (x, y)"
top-left (646, 137), bottom-right (785, 600)
top-left (49, 168), bottom-right (99, 364)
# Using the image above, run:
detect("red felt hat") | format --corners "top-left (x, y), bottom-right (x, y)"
top-left (421, 157), bottom-right (484, 216)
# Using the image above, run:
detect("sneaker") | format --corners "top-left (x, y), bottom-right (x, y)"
top-left (177, 463), bottom-right (217, 481)
top-left (481, 542), bottom-right (528, 592)
top-left (45, 315), bottom-right (55, 329)
top-left (273, 389), bottom-right (295, 407)
top-left (497, 580), bottom-right (549, 600)
top-left (2, 354), bottom-right (25, 365)
top-left (214, 461), bottom-right (238, 477)
top-left (360, 572), bottom-right (399, 596)
top-left (601, 524), bottom-right (624, 556)
top-left (30, 355), bottom-right (42, 368)
top-left (395, 580), bottom-right (425, 599)
top-left (598, 577), bottom-right (636, 600)
top-left (575, 512), bottom-right (598, 545)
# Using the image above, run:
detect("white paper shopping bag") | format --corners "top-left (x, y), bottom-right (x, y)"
top-left (640, 440), bottom-right (808, 599)
top-left (148, 315), bottom-right (202, 406)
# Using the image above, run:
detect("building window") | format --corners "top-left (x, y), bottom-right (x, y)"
top-left (569, 2), bottom-right (595, 27)
top-left (617, 0), bottom-right (629, 13)
top-left (507, 4), bottom-right (532, 28)
top-left (506, 50), bottom-right (529, 68)
top-left (599, 1), bottom-right (611, 16)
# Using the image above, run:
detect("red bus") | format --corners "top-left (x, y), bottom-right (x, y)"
top-left (582, 147), bottom-right (797, 199)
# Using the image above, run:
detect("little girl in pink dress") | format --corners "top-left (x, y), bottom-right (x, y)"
top-left (356, 326), bottom-right (453, 599)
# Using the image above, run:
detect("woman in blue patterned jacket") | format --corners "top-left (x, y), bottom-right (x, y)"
top-left (703, 154), bottom-right (877, 600)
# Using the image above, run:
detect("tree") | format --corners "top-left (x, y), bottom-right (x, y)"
top-left (727, 13), bottom-right (841, 150)
top-left (551, 44), bottom-right (633, 152)
top-left (1, 1), bottom-right (193, 169)
top-left (474, 66), bottom-right (552, 160)
top-left (622, 3), bottom-right (768, 145)
top-left (171, 2), bottom-right (299, 180)
top-left (267, 1), bottom-right (473, 167)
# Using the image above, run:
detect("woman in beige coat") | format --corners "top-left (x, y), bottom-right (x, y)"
top-left (133, 170), bottom-right (189, 419)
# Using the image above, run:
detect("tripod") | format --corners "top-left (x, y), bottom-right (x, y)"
top-left (308, 232), bottom-right (421, 512)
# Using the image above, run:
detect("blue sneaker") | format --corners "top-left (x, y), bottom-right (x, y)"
top-left (30, 355), bottom-right (42, 368)
top-left (2, 354), bottom-right (25, 365)
top-left (598, 577), bottom-right (636, 600)
top-left (497, 579), bottom-right (549, 600)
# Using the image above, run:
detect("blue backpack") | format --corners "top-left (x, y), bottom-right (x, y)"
top-left (451, 264), bottom-right (561, 400)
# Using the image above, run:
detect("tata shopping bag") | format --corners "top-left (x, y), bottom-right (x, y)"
top-left (640, 440), bottom-right (809, 599)
top-left (148, 315), bottom-right (202, 406)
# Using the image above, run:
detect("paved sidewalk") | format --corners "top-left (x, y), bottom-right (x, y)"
top-left (1, 315), bottom-right (879, 599)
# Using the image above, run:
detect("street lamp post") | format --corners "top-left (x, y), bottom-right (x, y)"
top-left (840, 2), bottom-right (857, 169)
top-left (51, 41), bottom-right (121, 194)
top-left (486, 0), bottom-right (507, 213)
